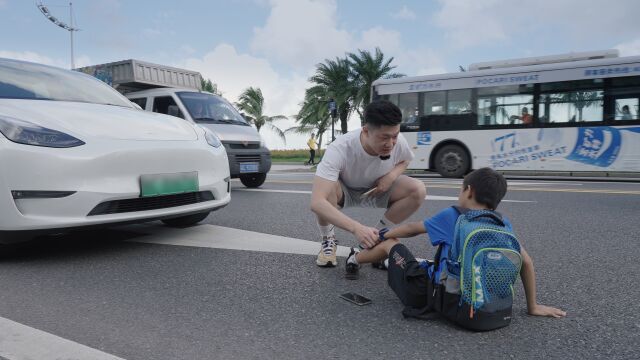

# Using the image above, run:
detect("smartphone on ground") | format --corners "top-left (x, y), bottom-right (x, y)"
top-left (339, 292), bottom-right (372, 306)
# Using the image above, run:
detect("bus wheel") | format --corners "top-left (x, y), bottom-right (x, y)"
top-left (435, 145), bottom-right (469, 178)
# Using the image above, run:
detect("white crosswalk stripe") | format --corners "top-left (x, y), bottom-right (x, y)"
top-left (0, 317), bottom-right (125, 360)
top-left (127, 223), bottom-right (352, 257)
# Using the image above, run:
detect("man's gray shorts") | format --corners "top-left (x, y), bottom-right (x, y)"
top-left (339, 181), bottom-right (396, 209)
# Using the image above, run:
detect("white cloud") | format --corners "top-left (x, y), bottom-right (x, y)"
top-left (355, 27), bottom-right (445, 77)
top-left (434, 0), bottom-right (640, 49)
top-left (182, 43), bottom-right (311, 149)
top-left (616, 38), bottom-right (640, 56)
top-left (357, 27), bottom-right (403, 55)
top-left (251, 0), bottom-right (351, 69)
top-left (0, 50), bottom-right (91, 69)
top-left (391, 5), bottom-right (416, 20)
top-left (0, 51), bottom-right (57, 66)
top-left (433, 0), bottom-right (508, 48)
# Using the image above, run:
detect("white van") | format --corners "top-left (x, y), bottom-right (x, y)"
top-left (126, 88), bottom-right (272, 188)
top-left (77, 60), bottom-right (271, 188)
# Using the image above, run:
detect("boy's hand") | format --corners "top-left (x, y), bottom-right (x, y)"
top-left (528, 304), bottom-right (566, 318)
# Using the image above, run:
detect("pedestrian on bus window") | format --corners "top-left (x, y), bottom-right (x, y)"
top-left (511, 107), bottom-right (533, 125)
top-left (621, 105), bottom-right (633, 120)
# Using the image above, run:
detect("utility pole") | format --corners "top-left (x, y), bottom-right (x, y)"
top-left (328, 98), bottom-right (337, 142)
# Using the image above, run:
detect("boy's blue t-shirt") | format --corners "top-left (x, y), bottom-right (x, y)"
top-left (423, 206), bottom-right (513, 247)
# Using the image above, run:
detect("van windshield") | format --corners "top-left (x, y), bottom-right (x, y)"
top-left (177, 92), bottom-right (249, 126)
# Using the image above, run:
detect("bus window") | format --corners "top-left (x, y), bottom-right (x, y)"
top-left (539, 89), bottom-right (603, 124)
top-left (610, 76), bottom-right (640, 121)
top-left (477, 85), bottom-right (533, 126)
top-left (614, 99), bottom-right (639, 120)
top-left (447, 89), bottom-right (472, 115)
top-left (382, 93), bottom-right (399, 105)
top-left (422, 91), bottom-right (445, 115)
top-left (397, 92), bottom-right (419, 124)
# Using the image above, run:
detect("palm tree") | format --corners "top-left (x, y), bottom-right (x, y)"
top-left (236, 87), bottom-right (287, 143)
top-left (287, 89), bottom-right (331, 153)
top-left (542, 91), bottom-right (603, 122)
top-left (309, 57), bottom-right (355, 134)
top-left (348, 47), bottom-right (404, 122)
top-left (200, 78), bottom-right (223, 96)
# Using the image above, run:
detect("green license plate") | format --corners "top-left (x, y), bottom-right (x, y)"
top-left (140, 172), bottom-right (199, 197)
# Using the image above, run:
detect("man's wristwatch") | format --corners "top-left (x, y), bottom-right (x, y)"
top-left (379, 227), bottom-right (390, 241)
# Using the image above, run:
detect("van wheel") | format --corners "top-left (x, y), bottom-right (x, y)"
top-left (240, 173), bottom-right (267, 188)
top-left (162, 211), bottom-right (210, 227)
top-left (434, 145), bottom-right (469, 178)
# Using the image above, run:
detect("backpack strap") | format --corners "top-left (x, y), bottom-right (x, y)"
top-left (402, 305), bottom-right (440, 320)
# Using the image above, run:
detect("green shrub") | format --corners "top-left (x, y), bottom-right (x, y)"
top-left (271, 149), bottom-right (325, 159)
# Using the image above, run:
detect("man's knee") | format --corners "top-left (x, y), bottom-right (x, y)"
top-left (407, 178), bottom-right (426, 202)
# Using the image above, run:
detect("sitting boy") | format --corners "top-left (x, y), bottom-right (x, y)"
top-left (345, 167), bottom-right (566, 319)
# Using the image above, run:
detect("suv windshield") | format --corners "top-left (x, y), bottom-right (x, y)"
top-left (177, 91), bottom-right (249, 126)
top-left (0, 59), bottom-right (133, 107)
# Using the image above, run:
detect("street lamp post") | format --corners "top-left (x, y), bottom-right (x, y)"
top-left (328, 98), bottom-right (337, 142)
top-left (37, 1), bottom-right (79, 69)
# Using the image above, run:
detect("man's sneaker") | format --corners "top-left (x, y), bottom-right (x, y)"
top-left (316, 236), bottom-right (338, 267)
top-left (345, 248), bottom-right (360, 280)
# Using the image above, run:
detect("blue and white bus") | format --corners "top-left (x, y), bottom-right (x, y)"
top-left (372, 50), bottom-right (640, 177)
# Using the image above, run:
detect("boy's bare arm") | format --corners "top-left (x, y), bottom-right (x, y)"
top-left (383, 221), bottom-right (427, 239)
top-left (520, 248), bottom-right (567, 318)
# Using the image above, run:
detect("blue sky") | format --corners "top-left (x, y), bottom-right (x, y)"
top-left (2, 0), bottom-right (640, 149)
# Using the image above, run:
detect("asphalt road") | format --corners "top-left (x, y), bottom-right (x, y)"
top-left (0, 172), bottom-right (639, 360)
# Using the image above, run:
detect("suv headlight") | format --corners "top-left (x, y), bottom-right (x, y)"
top-left (259, 135), bottom-right (267, 149)
top-left (201, 127), bottom-right (222, 148)
top-left (0, 116), bottom-right (85, 148)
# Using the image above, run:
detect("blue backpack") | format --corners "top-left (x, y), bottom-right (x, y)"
top-left (420, 207), bottom-right (522, 331)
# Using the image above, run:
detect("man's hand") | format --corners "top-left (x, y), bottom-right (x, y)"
top-left (371, 172), bottom-right (396, 196)
top-left (353, 224), bottom-right (379, 249)
top-left (528, 304), bottom-right (567, 318)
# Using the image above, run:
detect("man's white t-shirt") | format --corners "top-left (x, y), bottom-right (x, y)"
top-left (315, 128), bottom-right (414, 189)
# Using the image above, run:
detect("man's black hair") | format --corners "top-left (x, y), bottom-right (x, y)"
top-left (364, 100), bottom-right (402, 127)
top-left (462, 167), bottom-right (507, 210)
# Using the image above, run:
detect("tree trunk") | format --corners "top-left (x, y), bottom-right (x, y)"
top-left (339, 105), bottom-right (349, 134)
top-left (578, 107), bottom-right (583, 122)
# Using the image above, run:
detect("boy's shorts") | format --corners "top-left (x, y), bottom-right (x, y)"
top-left (339, 181), bottom-right (395, 209)
top-left (387, 243), bottom-right (429, 308)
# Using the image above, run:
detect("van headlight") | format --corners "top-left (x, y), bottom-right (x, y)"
top-left (202, 127), bottom-right (222, 148)
top-left (0, 116), bottom-right (85, 148)
top-left (259, 135), bottom-right (267, 149)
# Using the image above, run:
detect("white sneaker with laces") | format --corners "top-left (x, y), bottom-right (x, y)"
top-left (316, 236), bottom-right (338, 267)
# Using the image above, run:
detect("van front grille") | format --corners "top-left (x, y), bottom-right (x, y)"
top-left (226, 142), bottom-right (260, 150)
top-left (236, 154), bottom-right (262, 162)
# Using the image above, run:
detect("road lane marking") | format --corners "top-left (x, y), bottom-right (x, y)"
top-left (255, 180), bottom-right (640, 195)
top-left (419, 184), bottom-right (640, 195)
top-left (232, 188), bottom-right (534, 203)
top-left (127, 224), bottom-right (352, 257)
top-left (0, 316), bottom-right (125, 360)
